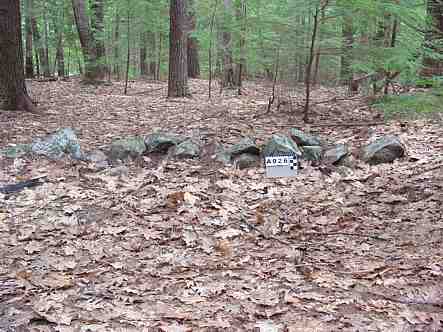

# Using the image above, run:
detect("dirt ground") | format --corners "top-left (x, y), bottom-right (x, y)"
top-left (0, 78), bottom-right (442, 331)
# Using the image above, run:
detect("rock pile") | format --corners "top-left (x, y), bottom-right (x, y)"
top-left (0, 127), bottom-right (406, 170)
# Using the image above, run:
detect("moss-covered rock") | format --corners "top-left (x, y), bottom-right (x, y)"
top-left (108, 136), bottom-right (146, 160)
top-left (361, 135), bottom-right (405, 165)
top-left (144, 132), bottom-right (186, 153)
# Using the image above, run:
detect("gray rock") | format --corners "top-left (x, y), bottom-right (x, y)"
top-left (234, 153), bottom-right (260, 170)
top-left (31, 128), bottom-right (83, 160)
top-left (144, 132), bottom-right (186, 153)
top-left (262, 134), bottom-right (302, 157)
top-left (108, 136), bottom-right (146, 161)
top-left (83, 149), bottom-right (109, 169)
top-left (290, 128), bottom-right (321, 146)
top-left (361, 135), bottom-right (405, 165)
top-left (0, 144), bottom-right (32, 158)
top-left (215, 149), bottom-right (232, 164)
top-left (174, 140), bottom-right (200, 158)
top-left (214, 138), bottom-right (260, 165)
top-left (228, 137), bottom-right (260, 156)
top-left (302, 145), bottom-right (323, 161)
top-left (323, 144), bottom-right (349, 165)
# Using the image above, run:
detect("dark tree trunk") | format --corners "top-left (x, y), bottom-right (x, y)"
top-left (234, 0), bottom-right (246, 90)
top-left (187, 0), bottom-right (200, 78)
top-left (156, 32), bottom-right (162, 80)
top-left (168, 0), bottom-right (189, 97)
top-left (31, 4), bottom-right (50, 78)
top-left (42, 1), bottom-right (51, 77)
top-left (140, 31), bottom-right (148, 76)
top-left (91, 0), bottom-right (107, 74)
top-left (148, 32), bottom-right (157, 76)
top-left (0, 0), bottom-right (35, 112)
top-left (113, 11), bottom-right (120, 79)
top-left (72, 0), bottom-right (105, 82)
top-left (24, 0), bottom-right (34, 78)
top-left (340, 14), bottom-right (354, 84)
top-left (187, 37), bottom-right (200, 78)
top-left (35, 47), bottom-right (40, 77)
top-left (221, 0), bottom-right (235, 88)
top-left (55, 1), bottom-right (65, 78)
top-left (423, 0), bottom-right (443, 76)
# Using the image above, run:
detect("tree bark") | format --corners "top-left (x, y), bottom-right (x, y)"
top-left (31, 3), bottom-right (50, 78)
top-left (340, 14), bottom-right (354, 84)
top-left (0, 0), bottom-right (35, 112)
top-left (24, 0), bottom-right (34, 78)
top-left (91, 0), bottom-right (107, 74)
top-left (168, 0), bottom-right (189, 97)
top-left (148, 32), bottom-right (157, 76)
top-left (187, 0), bottom-right (200, 78)
top-left (423, 0), bottom-right (443, 76)
top-left (140, 31), bottom-right (148, 76)
top-left (221, 0), bottom-right (235, 87)
top-left (113, 11), bottom-right (120, 79)
top-left (72, 0), bottom-right (105, 82)
top-left (42, 1), bottom-right (51, 77)
top-left (55, 0), bottom-right (65, 78)
top-left (234, 0), bottom-right (246, 90)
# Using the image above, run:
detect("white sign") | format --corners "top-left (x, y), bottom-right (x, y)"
top-left (265, 155), bottom-right (298, 177)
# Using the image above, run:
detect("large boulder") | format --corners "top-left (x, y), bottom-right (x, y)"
top-left (361, 135), bottom-right (405, 165)
top-left (262, 134), bottom-right (302, 157)
top-left (174, 140), bottom-right (201, 158)
top-left (144, 132), bottom-right (186, 153)
top-left (31, 128), bottom-right (83, 160)
top-left (107, 136), bottom-right (146, 161)
top-left (323, 144), bottom-right (349, 165)
top-left (290, 128), bottom-right (321, 146)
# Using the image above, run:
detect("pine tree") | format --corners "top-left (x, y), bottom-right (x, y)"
top-left (0, 0), bottom-right (35, 112)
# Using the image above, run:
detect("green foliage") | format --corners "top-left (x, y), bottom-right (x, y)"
top-left (21, 0), bottom-right (443, 86)
top-left (372, 90), bottom-right (443, 119)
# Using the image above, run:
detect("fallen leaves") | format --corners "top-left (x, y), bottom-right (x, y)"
top-left (0, 79), bottom-right (442, 330)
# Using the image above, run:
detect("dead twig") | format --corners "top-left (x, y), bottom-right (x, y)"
top-left (305, 231), bottom-right (388, 241)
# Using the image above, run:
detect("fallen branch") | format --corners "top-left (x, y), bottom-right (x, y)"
top-left (0, 176), bottom-right (47, 194)
top-left (272, 121), bottom-right (385, 128)
top-left (306, 231), bottom-right (388, 241)
top-left (309, 121), bottom-right (385, 127)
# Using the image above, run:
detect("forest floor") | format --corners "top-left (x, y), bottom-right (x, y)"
top-left (0, 78), bottom-right (442, 331)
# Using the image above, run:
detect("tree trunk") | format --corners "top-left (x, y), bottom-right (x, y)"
top-left (24, 0), bottom-right (34, 78)
top-left (168, 0), bottom-right (189, 97)
top-left (55, 1), bottom-right (65, 78)
top-left (42, 1), bottom-right (51, 77)
top-left (156, 32), bottom-right (162, 80)
top-left (31, 4), bottom-right (50, 78)
top-left (187, 0), bottom-right (200, 78)
top-left (91, 0), bottom-right (107, 74)
top-left (113, 11), bottom-right (120, 79)
top-left (72, 0), bottom-right (105, 82)
top-left (148, 31), bottom-right (156, 76)
top-left (423, 0), bottom-right (443, 77)
top-left (234, 0), bottom-right (246, 89)
top-left (340, 14), bottom-right (354, 84)
top-left (140, 31), bottom-right (148, 76)
top-left (221, 0), bottom-right (235, 88)
top-left (0, 0), bottom-right (35, 112)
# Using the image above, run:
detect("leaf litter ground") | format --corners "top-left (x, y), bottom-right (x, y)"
top-left (0, 78), bottom-right (442, 331)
